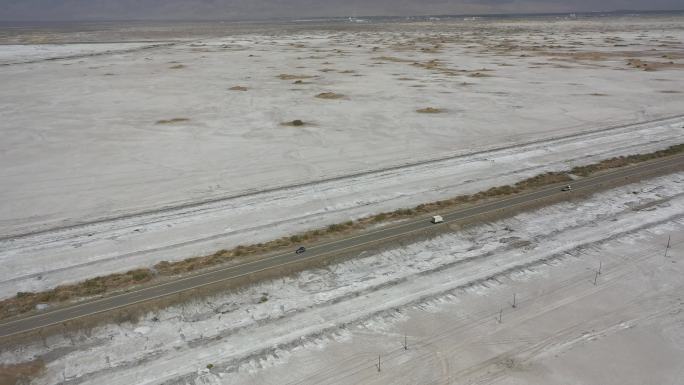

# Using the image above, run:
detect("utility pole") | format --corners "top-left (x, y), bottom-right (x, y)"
top-left (404, 334), bottom-right (408, 350)
top-left (598, 261), bottom-right (602, 275)
top-left (593, 270), bottom-right (599, 286)
top-left (512, 293), bottom-right (517, 308)
top-left (376, 355), bottom-right (381, 372)
top-left (665, 235), bottom-right (671, 257)
top-left (498, 308), bottom-right (503, 323)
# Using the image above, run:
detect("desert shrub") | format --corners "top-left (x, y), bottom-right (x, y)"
top-left (327, 223), bottom-right (345, 232)
top-left (373, 213), bottom-right (388, 222)
top-left (416, 107), bottom-right (444, 113)
top-left (278, 74), bottom-right (313, 80)
top-left (156, 118), bottom-right (189, 125)
top-left (131, 270), bottom-right (152, 282)
top-left (315, 92), bottom-right (345, 99)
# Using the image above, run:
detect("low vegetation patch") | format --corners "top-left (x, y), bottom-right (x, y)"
top-left (229, 86), bottom-right (248, 91)
top-left (0, 360), bottom-right (45, 385)
top-left (373, 56), bottom-right (412, 63)
top-left (281, 119), bottom-right (307, 127)
top-left (1, 144), bottom-right (682, 320)
top-left (315, 92), bottom-right (345, 100)
top-left (169, 64), bottom-right (186, 69)
top-left (416, 107), bottom-right (445, 113)
top-left (468, 71), bottom-right (492, 78)
top-left (278, 74), bottom-right (314, 80)
top-left (626, 58), bottom-right (683, 71)
top-left (156, 118), bottom-right (190, 125)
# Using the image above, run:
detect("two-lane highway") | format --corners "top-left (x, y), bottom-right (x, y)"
top-left (1, 154), bottom-right (682, 338)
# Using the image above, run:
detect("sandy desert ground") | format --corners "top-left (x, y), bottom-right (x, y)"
top-left (1, 16), bottom-right (684, 298)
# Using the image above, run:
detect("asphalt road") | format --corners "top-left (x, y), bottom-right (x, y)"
top-left (1, 154), bottom-right (682, 338)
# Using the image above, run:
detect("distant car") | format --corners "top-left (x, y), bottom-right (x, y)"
top-left (561, 185), bottom-right (572, 192)
top-left (431, 215), bottom-right (444, 224)
top-left (295, 246), bottom-right (306, 254)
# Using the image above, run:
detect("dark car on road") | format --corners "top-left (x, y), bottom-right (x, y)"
top-left (295, 246), bottom-right (306, 254)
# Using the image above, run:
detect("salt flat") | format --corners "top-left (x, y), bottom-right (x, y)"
top-left (1, 17), bottom-right (683, 235)
top-left (1, 16), bottom-right (683, 294)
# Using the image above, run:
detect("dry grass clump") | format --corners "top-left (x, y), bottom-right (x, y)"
top-left (627, 58), bottom-right (654, 70)
top-left (278, 74), bottom-right (314, 80)
top-left (156, 118), bottom-right (190, 125)
top-left (558, 52), bottom-right (608, 61)
top-left (415, 59), bottom-right (443, 70)
top-left (420, 45), bottom-right (443, 53)
top-left (0, 360), bottom-right (45, 385)
top-left (281, 119), bottom-right (307, 127)
top-left (2, 144), bottom-right (682, 321)
top-left (626, 58), bottom-right (682, 71)
top-left (373, 56), bottom-right (412, 63)
top-left (468, 71), bottom-right (492, 78)
top-left (229, 86), bottom-right (248, 91)
top-left (315, 92), bottom-right (345, 100)
top-left (169, 64), bottom-right (186, 69)
top-left (416, 107), bottom-right (445, 114)
top-left (407, 59), bottom-right (469, 77)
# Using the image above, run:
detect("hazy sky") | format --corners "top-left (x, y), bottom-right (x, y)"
top-left (2, 0), bottom-right (683, 21)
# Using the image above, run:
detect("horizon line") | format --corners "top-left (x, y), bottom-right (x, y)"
top-left (1, 8), bottom-right (683, 24)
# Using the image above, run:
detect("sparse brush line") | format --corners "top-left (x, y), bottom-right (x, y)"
top-left (1, 144), bottom-right (683, 320)
top-left (3, 113), bottom-right (683, 242)
top-left (0, 42), bottom-right (177, 66)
